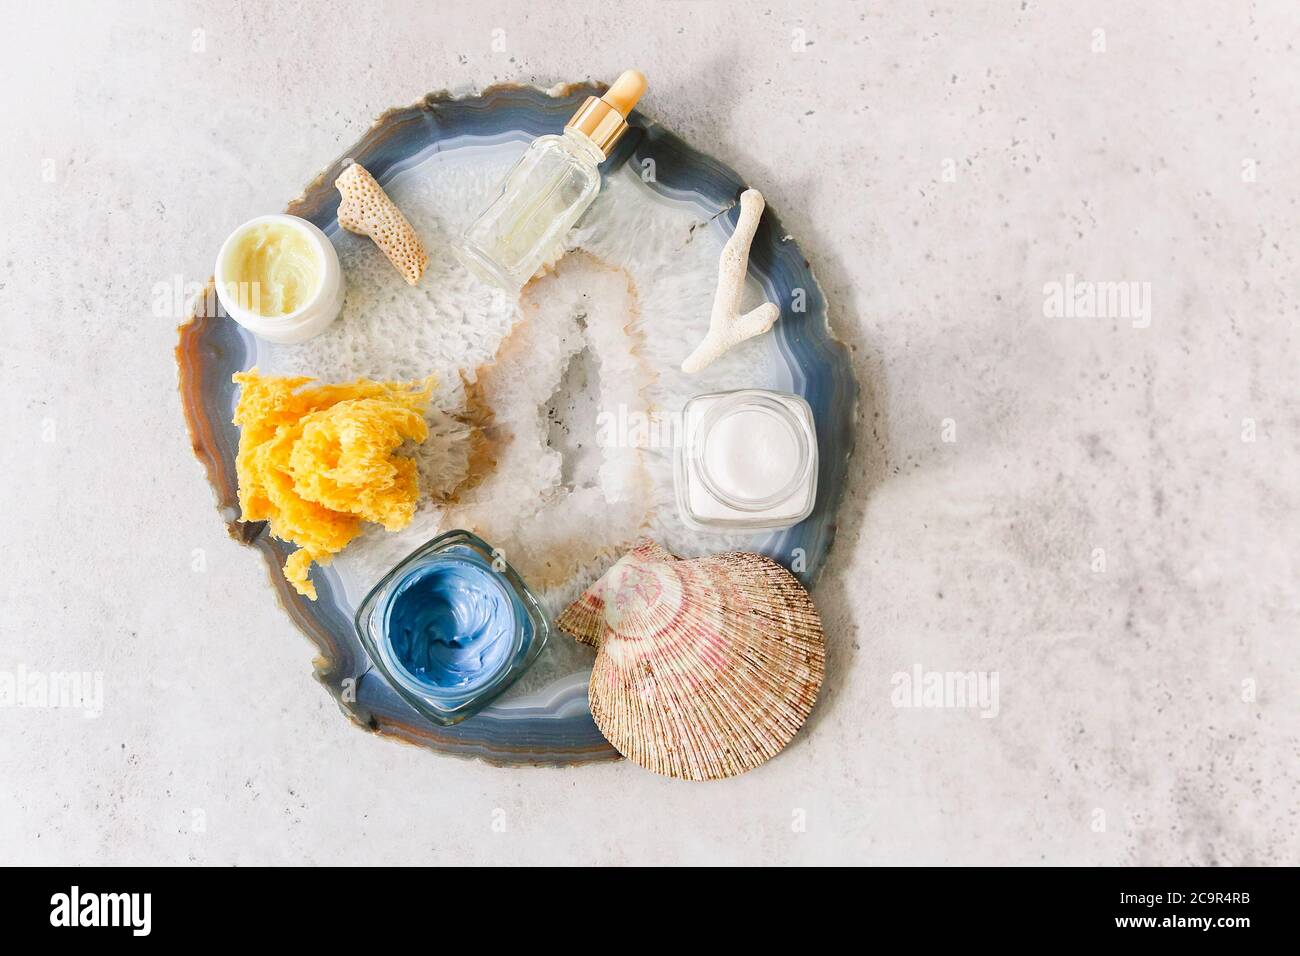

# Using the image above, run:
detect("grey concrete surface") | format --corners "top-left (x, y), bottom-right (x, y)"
top-left (1, 0), bottom-right (1297, 865)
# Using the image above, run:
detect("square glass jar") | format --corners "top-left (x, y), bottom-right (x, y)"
top-left (353, 530), bottom-right (549, 725)
top-left (675, 389), bottom-right (819, 531)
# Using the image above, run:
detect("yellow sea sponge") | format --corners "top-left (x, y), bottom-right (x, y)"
top-left (232, 368), bottom-right (434, 599)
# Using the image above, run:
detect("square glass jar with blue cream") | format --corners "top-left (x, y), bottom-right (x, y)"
top-left (354, 530), bottom-right (549, 725)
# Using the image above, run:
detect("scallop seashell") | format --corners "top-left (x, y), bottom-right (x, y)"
top-left (556, 541), bottom-right (825, 780)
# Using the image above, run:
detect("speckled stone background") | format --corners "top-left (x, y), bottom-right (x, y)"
top-left (2, 0), bottom-right (1297, 865)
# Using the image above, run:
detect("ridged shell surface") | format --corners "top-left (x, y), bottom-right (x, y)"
top-left (557, 541), bottom-right (825, 780)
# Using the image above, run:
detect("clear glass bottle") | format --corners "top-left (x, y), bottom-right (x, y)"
top-left (457, 70), bottom-right (647, 291)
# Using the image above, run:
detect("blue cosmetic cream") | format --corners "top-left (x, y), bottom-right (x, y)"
top-left (354, 531), bottom-right (548, 725)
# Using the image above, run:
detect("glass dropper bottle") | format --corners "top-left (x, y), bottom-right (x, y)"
top-left (456, 70), bottom-right (647, 291)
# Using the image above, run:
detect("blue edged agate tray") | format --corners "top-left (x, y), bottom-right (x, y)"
top-left (176, 83), bottom-right (857, 766)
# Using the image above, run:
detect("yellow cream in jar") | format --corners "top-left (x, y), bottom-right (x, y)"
top-left (227, 221), bottom-right (322, 317)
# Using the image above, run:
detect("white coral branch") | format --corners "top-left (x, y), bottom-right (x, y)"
top-left (681, 189), bottom-right (781, 374)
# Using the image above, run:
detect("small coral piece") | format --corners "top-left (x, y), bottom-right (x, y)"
top-left (681, 189), bottom-right (781, 374)
top-left (232, 368), bottom-right (434, 599)
top-left (335, 162), bottom-right (428, 285)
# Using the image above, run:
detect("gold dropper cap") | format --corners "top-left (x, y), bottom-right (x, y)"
top-left (565, 70), bottom-right (647, 157)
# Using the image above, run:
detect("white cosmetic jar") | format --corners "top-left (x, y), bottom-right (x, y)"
top-left (213, 214), bottom-right (345, 344)
top-left (675, 389), bottom-right (819, 532)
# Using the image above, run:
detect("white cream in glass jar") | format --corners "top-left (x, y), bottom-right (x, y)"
top-left (675, 389), bottom-right (818, 532)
